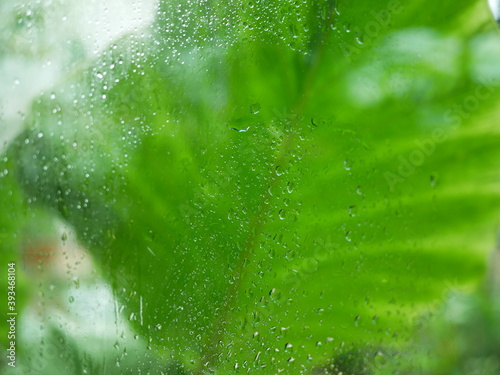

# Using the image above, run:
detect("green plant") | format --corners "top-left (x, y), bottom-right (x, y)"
top-left (1, 0), bottom-right (500, 373)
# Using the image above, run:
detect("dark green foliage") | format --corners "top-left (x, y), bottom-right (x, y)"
top-left (1, 0), bottom-right (500, 373)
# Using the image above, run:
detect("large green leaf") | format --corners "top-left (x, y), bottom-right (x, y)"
top-left (1, 0), bottom-right (500, 373)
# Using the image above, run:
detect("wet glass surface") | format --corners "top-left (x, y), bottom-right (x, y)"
top-left (1, 1), bottom-right (500, 374)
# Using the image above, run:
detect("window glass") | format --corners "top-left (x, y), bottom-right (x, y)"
top-left (1, 1), bottom-right (500, 374)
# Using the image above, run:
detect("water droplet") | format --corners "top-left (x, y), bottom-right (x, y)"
top-left (430, 174), bottom-right (438, 188)
top-left (343, 159), bottom-right (351, 171)
top-left (155, 323), bottom-right (162, 331)
top-left (228, 208), bottom-right (235, 220)
top-left (269, 288), bottom-right (282, 300)
top-left (334, 3), bottom-right (340, 15)
top-left (355, 33), bottom-right (364, 45)
top-left (250, 103), bottom-right (261, 114)
top-left (68, 296), bottom-right (75, 303)
top-left (268, 185), bottom-right (274, 196)
top-left (231, 126), bottom-right (251, 133)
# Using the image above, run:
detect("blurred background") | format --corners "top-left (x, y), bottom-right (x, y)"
top-left (1, 0), bottom-right (500, 374)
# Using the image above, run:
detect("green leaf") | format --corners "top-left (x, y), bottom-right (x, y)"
top-left (1, 0), bottom-right (500, 373)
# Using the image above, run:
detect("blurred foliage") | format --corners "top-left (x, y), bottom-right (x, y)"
top-left (372, 289), bottom-right (500, 375)
top-left (1, 0), bottom-right (500, 374)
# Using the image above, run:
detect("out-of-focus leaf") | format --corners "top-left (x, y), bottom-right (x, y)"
top-left (1, 0), bottom-right (500, 373)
